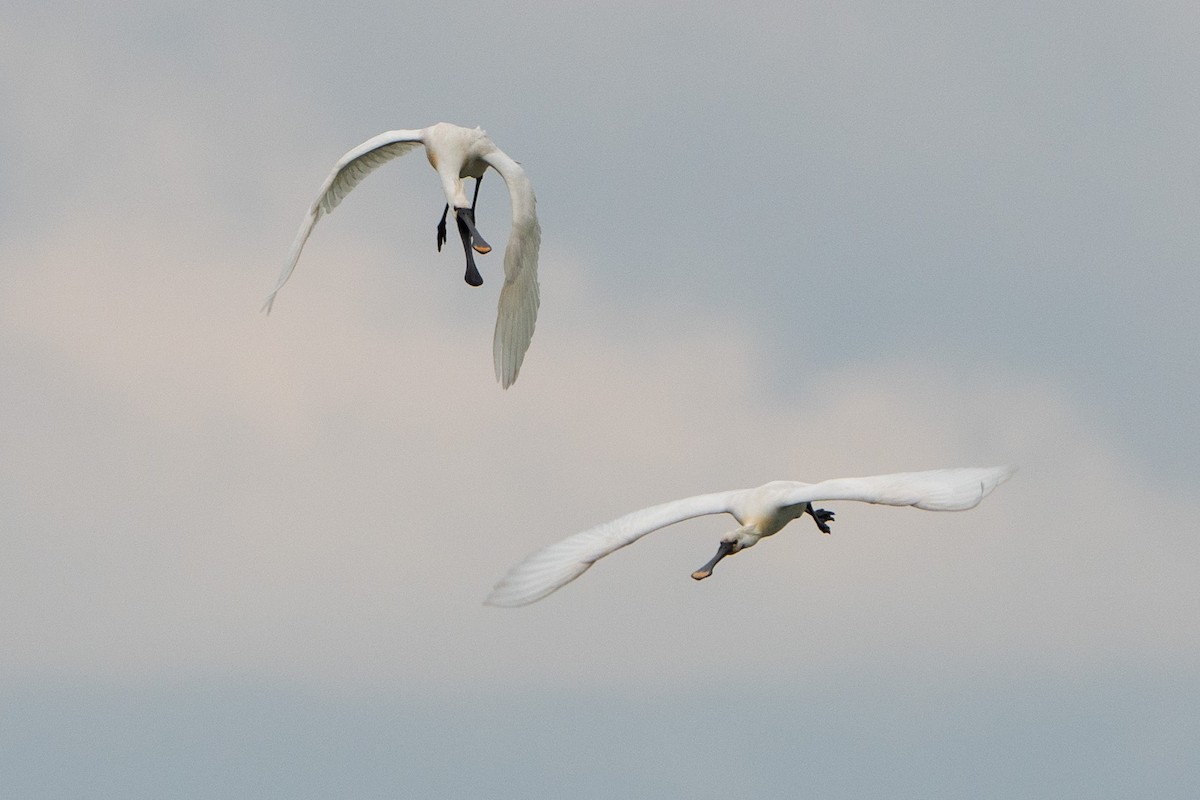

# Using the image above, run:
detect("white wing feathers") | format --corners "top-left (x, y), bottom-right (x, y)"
top-left (262, 130), bottom-right (426, 313)
top-left (485, 491), bottom-right (738, 607)
top-left (781, 466), bottom-right (1016, 511)
top-left (482, 149), bottom-right (541, 388)
top-left (485, 467), bottom-right (1015, 606)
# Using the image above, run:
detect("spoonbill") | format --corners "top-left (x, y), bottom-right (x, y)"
top-left (486, 466), bottom-right (1015, 606)
top-left (263, 123), bottom-right (540, 389)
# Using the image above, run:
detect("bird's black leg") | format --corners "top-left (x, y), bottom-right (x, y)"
top-left (456, 206), bottom-right (491, 255)
top-left (436, 204), bottom-right (449, 252)
top-left (691, 540), bottom-right (736, 581)
top-left (455, 210), bottom-right (484, 286)
top-left (807, 503), bottom-right (835, 534)
top-left (471, 174), bottom-right (484, 211)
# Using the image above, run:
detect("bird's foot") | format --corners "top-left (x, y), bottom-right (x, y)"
top-left (808, 504), bottom-right (835, 534)
top-left (436, 204), bottom-right (449, 252)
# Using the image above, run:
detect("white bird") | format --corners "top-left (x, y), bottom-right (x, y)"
top-left (263, 122), bottom-right (541, 389)
top-left (486, 466), bottom-right (1016, 606)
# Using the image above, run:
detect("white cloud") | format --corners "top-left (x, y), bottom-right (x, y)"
top-left (2, 211), bottom-right (1193, 694)
top-left (4, 4), bottom-right (1198, 796)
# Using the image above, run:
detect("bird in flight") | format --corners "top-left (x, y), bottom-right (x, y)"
top-left (486, 466), bottom-right (1016, 606)
top-left (264, 123), bottom-right (540, 388)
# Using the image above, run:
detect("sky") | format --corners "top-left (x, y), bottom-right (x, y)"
top-left (2, 1), bottom-right (1198, 797)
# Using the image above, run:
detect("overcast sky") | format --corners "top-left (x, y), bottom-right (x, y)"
top-left (2, 2), bottom-right (1198, 797)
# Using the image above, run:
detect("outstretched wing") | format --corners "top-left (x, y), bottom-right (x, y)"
top-left (262, 129), bottom-right (427, 313)
top-left (485, 490), bottom-right (740, 607)
top-left (481, 148), bottom-right (540, 388)
top-left (779, 466), bottom-right (1017, 511)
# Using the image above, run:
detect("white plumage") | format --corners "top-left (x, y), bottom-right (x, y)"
top-left (486, 466), bottom-right (1016, 606)
top-left (264, 122), bottom-right (540, 389)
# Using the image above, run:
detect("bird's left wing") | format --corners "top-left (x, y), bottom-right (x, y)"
top-left (262, 129), bottom-right (427, 313)
top-left (778, 466), bottom-right (1017, 512)
top-left (481, 148), bottom-right (540, 388)
top-left (486, 490), bottom-right (739, 607)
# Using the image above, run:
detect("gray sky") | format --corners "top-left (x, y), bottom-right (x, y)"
top-left (2, 2), bottom-right (1198, 797)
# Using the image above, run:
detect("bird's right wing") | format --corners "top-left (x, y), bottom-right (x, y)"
top-left (779, 466), bottom-right (1017, 511)
top-left (262, 129), bottom-right (427, 313)
top-left (485, 490), bottom-right (740, 607)
top-left (481, 148), bottom-right (540, 388)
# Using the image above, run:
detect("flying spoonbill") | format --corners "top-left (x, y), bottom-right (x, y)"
top-left (486, 466), bottom-right (1015, 606)
top-left (263, 123), bottom-right (540, 389)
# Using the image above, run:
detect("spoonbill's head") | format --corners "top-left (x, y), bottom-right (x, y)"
top-left (690, 526), bottom-right (760, 581)
top-left (689, 500), bottom-right (835, 582)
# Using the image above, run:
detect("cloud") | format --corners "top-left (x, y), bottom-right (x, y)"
top-left (4, 5), bottom-right (1198, 796)
top-left (2, 208), bottom-right (1193, 695)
